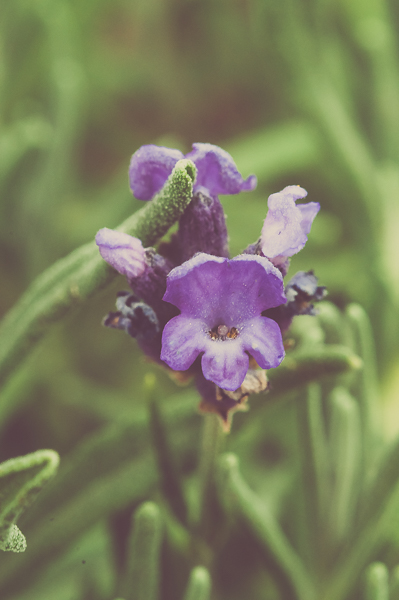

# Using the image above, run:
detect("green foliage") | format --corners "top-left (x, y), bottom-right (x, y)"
top-left (0, 450), bottom-right (59, 553)
top-left (2, 0), bottom-right (399, 598)
top-left (183, 567), bottom-right (211, 600)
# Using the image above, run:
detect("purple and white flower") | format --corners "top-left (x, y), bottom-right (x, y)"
top-left (96, 228), bottom-right (147, 279)
top-left (129, 143), bottom-right (256, 201)
top-left (160, 253), bottom-right (286, 391)
top-left (261, 185), bottom-right (319, 259)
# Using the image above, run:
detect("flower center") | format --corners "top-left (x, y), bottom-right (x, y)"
top-left (209, 324), bottom-right (238, 341)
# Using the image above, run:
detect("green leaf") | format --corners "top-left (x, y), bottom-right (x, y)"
top-left (345, 303), bottom-right (381, 471)
top-left (364, 562), bottom-right (389, 600)
top-left (296, 384), bottom-right (330, 565)
top-left (0, 158), bottom-right (195, 389)
top-left (0, 391), bottom-right (199, 597)
top-left (389, 565), bottom-right (399, 599)
top-left (146, 375), bottom-right (188, 527)
top-left (182, 566), bottom-right (211, 600)
top-left (327, 387), bottom-right (362, 545)
top-left (217, 453), bottom-right (316, 600)
top-left (0, 449), bottom-right (59, 552)
top-left (122, 502), bottom-right (163, 600)
top-left (267, 344), bottom-right (362, 397)
top-left (0, 455), bottom-right (156, 597)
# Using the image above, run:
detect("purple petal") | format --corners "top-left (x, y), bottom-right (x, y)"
top-left (163, 253), bottom-right (285, 323)
top-left (95, 228), bottom-right (146, 278)
top-left (261, 185), bottom-right (318, 258)
top-left (297, 202), bottom-right (320, 235)
top-left (201, 338), bottom-right (249, 391)
top-left (160, 315), bottom-right (207, 371)
top-left (185, 143), bottom-right (257, 197)
top-left (163, 254), bottom-right (226, 321)
top-left (129, 145), bottom-right (184, 201)
top-left (240, 316), bottom-right (285, 369)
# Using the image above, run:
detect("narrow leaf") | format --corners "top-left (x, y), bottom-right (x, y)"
top-left (183, 566), bottom-right (211, 600)
top-left (122, 502), bottom-right (163, 600)
top-left (267, 344), bottom-right (362, 397)
top-left (0, 449), bottom-right (59, 552)
top-left (146, 374), bottom-right (188, 527)
top-left (328, 387), bottom-right (362, 544)
top-left (217, 453), bottom-right (316, 600)
top-left (296, 384), bottom-right (330, 564)
top-left (345, 303), bottom-right (380, 471)
top-left (364, 562), bottom-right (389, 600)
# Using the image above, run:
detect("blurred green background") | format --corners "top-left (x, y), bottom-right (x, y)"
top-left (2, 0), bottom-right (399, 598)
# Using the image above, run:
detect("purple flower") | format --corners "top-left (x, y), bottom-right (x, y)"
top-left (96, 228), bottom-right (176, 324)
top-left (186, 143), bottom-right (257, 197)
top-left (129, 143), bottom-right (256, 201)
top-left (160, 253), bottom-right (286, 391)
top-left (129, 146), bottom-right (185, 201)
top-left (261, 186), bottom-right (319, 259)
top-left (96, 228), bottom-right (146, 279)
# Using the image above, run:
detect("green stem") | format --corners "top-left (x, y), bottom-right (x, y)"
top-left (321, 484), bottom-right (399, 600)
top-left (267, 345), bottom-right (362, 397)
top-left (364, 563), bottom-right (389, 600)
top-left (145, 374), bottom-right (188, 527)
top-left (327, 387), bottom-right (361, 545)
top-left (197, 414), bottom-right (225, 540)
top-left (122, 502), bottom-right (163, 600)
top-left (218, 453), bottom-right (317, 600)
top-left (345, 304), bottom-right (380, 475)
top-left (183, 566), bottom-right (212, 600)
top-left (0, 159), bottom-right (195, 389)
top-left (296, 384), bottom-right (329, 570)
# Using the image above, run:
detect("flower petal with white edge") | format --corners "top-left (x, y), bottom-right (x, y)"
top-left (240, 316), bottom-right (285, 369)
top-left (201, 337), bottom-right (249, 391)
top-left (161, 315), bottom-right (207, 371)
top-left (95, 228), bottom-right (146, 279)
top-left (129, 145), bottom-right (184, 200)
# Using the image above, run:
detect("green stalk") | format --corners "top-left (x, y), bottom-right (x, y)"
top-left (218, 453), bottom-right (316, 600)
top-left (197, 414), bottom-right (225, 542)
top-left (122, 502), bottom-right (163, 600)
top-left (145, 374), bottom-right (188, 527)
top-left (364, 563), bottom-right (389, 600)
top-left (183, 566), bottom-right (211, 600)
top-left (345, 304), bottom-right (380, 475)
top-left (327, 387), bottom-right (361, 545)
top-left (267, 345), bottom-right (362, 397)
top-left (296, 384), bottom-right (329, 569)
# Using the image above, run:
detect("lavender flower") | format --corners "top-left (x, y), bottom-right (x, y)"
top-left (97, 142), bottom-right (325, 428)
top-left (261, 185), bottom-right (319, 259)
top-left (129, 143), bottom-right (256, 201)
top-left (96, 228), bottom-right (146, 279)
top-left (95, 228), bottom-right (177, 327)
top-left (185, 143), bottom-right (257, 197)
top-left (160, 253), bottom-right (286, 391)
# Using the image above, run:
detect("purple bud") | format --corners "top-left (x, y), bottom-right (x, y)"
top-left (178, 190), bottom-right (229, 261)
top-left (95, 228), bottom-right (146, 279)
